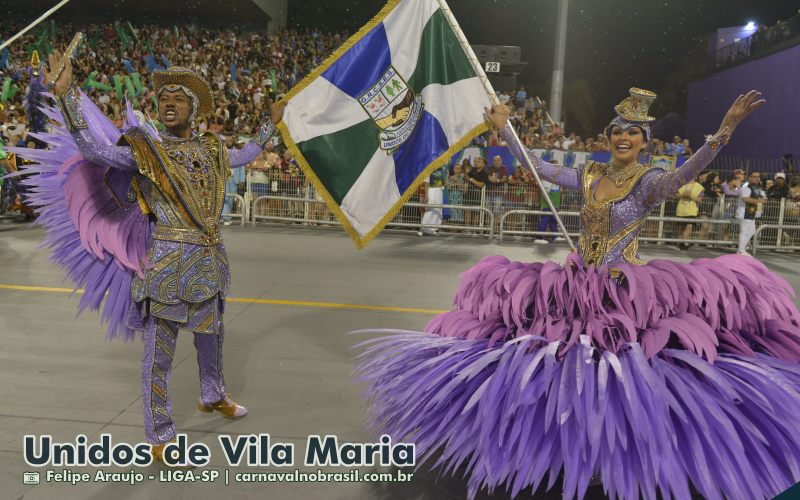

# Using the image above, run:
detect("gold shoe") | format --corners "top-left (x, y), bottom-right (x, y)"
top-left (197, 392), bottom-right (248, 418)
top-left (150, 442), bottom-right (195, 468)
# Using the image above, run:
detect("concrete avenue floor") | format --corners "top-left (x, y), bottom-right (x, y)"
top-left (1, 222), bottom-right (798, 500)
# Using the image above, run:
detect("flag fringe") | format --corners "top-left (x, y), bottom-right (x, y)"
top-left (279, 119), bottom-right (488, 249)
top-left (357, 121), bottom-right (489, 248)
top-left (277, 0), bottom-right (402, 106)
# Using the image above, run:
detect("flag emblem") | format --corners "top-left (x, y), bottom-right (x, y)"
top-left (358, 66), bottom-right (424, 153)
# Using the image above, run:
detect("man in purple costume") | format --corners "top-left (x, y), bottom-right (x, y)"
top-left (43, 49), bottom-right (284, 463)
top-left (356, 89), bottom-right (800, 499)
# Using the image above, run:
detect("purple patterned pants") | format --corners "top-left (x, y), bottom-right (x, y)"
top-left (141, 314), bottom-right (227, 444)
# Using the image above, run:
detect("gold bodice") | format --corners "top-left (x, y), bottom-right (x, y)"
top-left (579, 161), bottom-right (650, 266)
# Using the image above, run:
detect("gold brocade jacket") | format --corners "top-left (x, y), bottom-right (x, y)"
top-left (121, 128), bottom-right (232, 330)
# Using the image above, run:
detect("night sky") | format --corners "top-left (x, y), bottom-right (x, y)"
top-left (290, 0), bottom-right (799, 132)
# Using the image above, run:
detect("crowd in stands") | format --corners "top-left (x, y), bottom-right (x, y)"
top-left (0, 21), bottom-right (346, 142)
top-left (717, 10), bottom-right (800, 68)
top-left (474, 87), bottom-right (614, 154)
top-left (0, 20), bottom-right (735, 162)
top-left (1, 20), bottom-right (798, 251)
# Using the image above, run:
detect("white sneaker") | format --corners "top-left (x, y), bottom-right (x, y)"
top-left (417, 231), bottom-right (423, 237)
top-left (554, 236), bottom-right (565, 241)
top-left (736, 251), bottom-right (751, 256)
top-left (534, 238), bottom-right (549, 244)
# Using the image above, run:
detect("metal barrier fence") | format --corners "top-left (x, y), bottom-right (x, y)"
top-left (388, 202), bottom-right (495, 239)
top-left (238, 169), bottom-right (800, 252)
top-left (753, 224), bottom-right (800, 255)
top-left (499, 210), bottom-right (580, 240)
top-left (222, 194), bottom-right (248, 226)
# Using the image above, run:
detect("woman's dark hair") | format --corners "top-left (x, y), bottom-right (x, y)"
top-left (605, 123), bottom-right (647, 141)
top-left (705, 172), bottom-right (719, 184)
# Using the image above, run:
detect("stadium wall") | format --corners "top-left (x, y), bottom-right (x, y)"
top-left (687, 43), bottom-right (800, 158)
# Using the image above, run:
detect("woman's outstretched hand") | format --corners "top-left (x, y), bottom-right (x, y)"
top-left (484, 103), bottom-right (510, 130)
top-left (719, 90), bottom-right (766, 136)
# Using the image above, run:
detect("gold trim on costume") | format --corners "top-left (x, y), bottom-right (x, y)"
top-left (623, 238), bottom-right (645, 265)
top-left (579, 161), bottom-right (650, 266)
top-left (120, 128), bottom-right (227, 233)
top-left (129, 177), bottom-right (152, 215)
top-left (153, 225), bottom-right (222, 246)
top-left (606, 213), bottom-right (648, 251)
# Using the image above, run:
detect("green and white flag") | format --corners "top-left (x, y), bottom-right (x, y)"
top-left (278, 0), bottom-right (492, 248)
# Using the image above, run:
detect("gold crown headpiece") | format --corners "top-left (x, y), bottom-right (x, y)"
top-left (614, 87), bottom-right (656, 123)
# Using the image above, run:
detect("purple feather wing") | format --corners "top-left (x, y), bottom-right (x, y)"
top-left (7, 94), bottom-right (153, 341)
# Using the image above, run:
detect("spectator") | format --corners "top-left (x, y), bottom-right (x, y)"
top-left (247, 149), bottom-right (270, 214)
top-left (675, 176), bottom-right (704, 250)
top-left (736, 171), bottom-right (768, 255)
top-left (721, 173), bottom-right (742, 240)
top-left (418, 166), bottom-right (447, 236)
top-left (664, 136), bottom-right (685, 156)
top-left (534, 178), bottom-right (562, 244)
top-left (504, 168), bottom-right (527, 231)
top-left (445, 162), bottom-right (468, 225)
top-left (515, 85), bottom-right (527, 107)
top-left (263, 140), bottom-right (280, 167)
top-left (460, 157), bottom-right (472, 177)
top-left (280, 149), bottom-right (298, 171)
top-left (465, 157), bottom-right (489, 229)
top-left (767, 172), bottom-right (789, 199)
top-left (645, 138), bottom-right (663, 156)
top-left (486, 155), bottom-right (509, 223)
top-left (682, 139), bottom-right (693, 157)
top-left (561, 132), bottom-right (577, 150)
top-left (783, 181), bottom-right (800, 245)
top-left (701, 171), bottom-right (723, 240)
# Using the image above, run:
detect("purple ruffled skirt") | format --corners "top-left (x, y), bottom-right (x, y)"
top-left (354, 253), bottom-right (800, 499)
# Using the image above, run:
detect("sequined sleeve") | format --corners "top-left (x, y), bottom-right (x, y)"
top-left (499, 123), bottom-right (582, 190)
top-left (640, 142), bottom-right (721, 208)
top-left (227, 119), bottom-right (277, 168)
top-left (227, 142), bottom-right (262, 168)
top-left (72, 129), bottom-right (139, 172)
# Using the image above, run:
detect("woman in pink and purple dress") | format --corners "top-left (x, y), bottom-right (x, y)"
top-left (356, 89), bottom-right (800, 499)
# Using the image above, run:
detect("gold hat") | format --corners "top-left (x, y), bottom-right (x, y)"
top-left (614, 87), bottom-right (657, 123)
top-left (152, 66), bottom-right (214, 117)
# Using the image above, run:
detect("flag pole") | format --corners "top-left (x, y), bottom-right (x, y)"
top-left (434, 0), bottom-right (577, 252)
top-left (0, 0), bottom-right (72, 52)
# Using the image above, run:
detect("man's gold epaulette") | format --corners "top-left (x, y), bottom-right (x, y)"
top-left (117, 128), bottom-right (161, 186)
